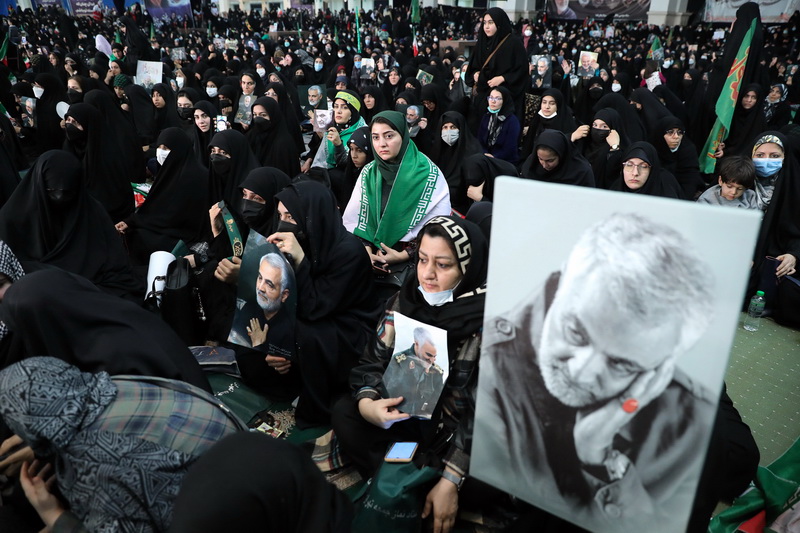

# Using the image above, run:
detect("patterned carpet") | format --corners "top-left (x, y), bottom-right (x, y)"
top-left (726, 314), bottom-right (800, 466)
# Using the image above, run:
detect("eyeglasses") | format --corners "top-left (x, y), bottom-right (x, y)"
top-left (487, 96), bottom-right (503, 101)
top-left (622, 161), bottom-right (651, 172)
top-left (664, 129), bottom-right (685, 137)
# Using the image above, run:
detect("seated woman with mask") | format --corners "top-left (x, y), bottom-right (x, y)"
top-left (332, 216), bottom-right (489, 532)
top-left (343, 111), bottom-right (450, 273)
top-left (261, 181), bottom-right (381, 427)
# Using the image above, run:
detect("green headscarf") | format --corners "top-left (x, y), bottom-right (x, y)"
top-left (354, 110), bottom-right (440, 248)
top-left (326, 91), bottom-right (367, 168)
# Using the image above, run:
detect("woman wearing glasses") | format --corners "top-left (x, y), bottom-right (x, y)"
top-left (649, 116), bottom-right (705, 200)
top-left (477, 86), bottom-right (521, 165)
top-left (611, 142), bottom-right (683, 199)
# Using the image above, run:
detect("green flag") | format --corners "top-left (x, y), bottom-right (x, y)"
top-left (411, 0), bottom-right (420, 24)
top-left (646, 36), bottom-right (663, 61)
top-left (356, 9), bottom-right (361, 54)
top-left (699, 19), bottom-right (757, 174)
top-left (0, 33), bottom-right (8, 63)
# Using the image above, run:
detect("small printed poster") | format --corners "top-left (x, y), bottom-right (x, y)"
top-left (20, 97), bottom-right (36, 128)
top-left (135, 60), bottom-right (163, 92)
top-left (382, 313), bottom-right (449, 419)
top-left (228, 232), bottom-right (297, 359)
top-left (416, 69), bottom-right (434, 86)
top-left (233, 94), bottom-right (254, 125)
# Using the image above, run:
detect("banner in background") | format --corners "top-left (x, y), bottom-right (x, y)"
top-left (68, 0), bottom-right (99, 17)
top-left (704, 0), bottom-right (800, 23)
top-left (143, 0), bottom-right (191, 21)
top-left (1, 1), bottom-right (18, 16)
top-left (547, 0), bottom-right (651, 21)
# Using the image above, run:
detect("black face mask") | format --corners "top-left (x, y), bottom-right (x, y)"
top-left (682, 78), bottom-right (693, 89)
top-left (47, 188), bottom-right (76, 205)
top-left (67, 89), bottom-right (83, 104)
top-left (276, 220), bottom-right (307, 242)
top-left (241, 198), bottom-right (269, 229)
top-left (588, 87), bottom-right (603, 99)
top-left (219, 99), bottom-right (232, 109)
top-left (210, 153), bottom-right (232, 175)
top-left (253, 116), bottom-right (270, 129)
top-left (65, 123), bottom-right (87, 142)
top-left (177, 107), bottom-right (194, 120)
top-left (590, 127), bottom-right (611, 143)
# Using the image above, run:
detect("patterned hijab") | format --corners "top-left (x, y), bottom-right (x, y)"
top-left (0, 357), bottom-right (198, 532)
top-left (0, 241), bottom-right (24, 341)
top-left (763, 84), bottom-right (788, 122)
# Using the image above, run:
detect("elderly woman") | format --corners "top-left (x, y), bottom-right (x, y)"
top-left (0, 357), bottom-right (243, 532)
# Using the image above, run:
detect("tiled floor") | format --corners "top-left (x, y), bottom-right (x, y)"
top-left (725, 314), bottom-right (800, 466)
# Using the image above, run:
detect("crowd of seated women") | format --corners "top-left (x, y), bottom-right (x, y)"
top-left (1, 3), bottom-right (798, 532)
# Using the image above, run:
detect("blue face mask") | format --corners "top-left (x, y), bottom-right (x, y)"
top-left (753, 158), bottom-right (784, 178)
top-left (354, 61), bottom-right (362, 69)
top-left (314, 63), bottom-right (323, 72)
top-left (487, 106), bottom-right (500, 114)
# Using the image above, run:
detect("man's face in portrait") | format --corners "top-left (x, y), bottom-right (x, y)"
top-left (537, 268), bottom-right (680, 408)
top-left (256, 260), bottom-right (287, 316)
top-left (414, 339), bottom-right (437, 371)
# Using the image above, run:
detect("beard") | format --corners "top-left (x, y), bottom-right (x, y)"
top-left (256, 290), bottom-right (282, 315)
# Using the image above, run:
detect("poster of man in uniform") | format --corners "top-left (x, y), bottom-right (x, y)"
top-left (228, 231), bottom-right (296, 360)
top-left (472, 178), bottom-right (761, 533)
top-left (382, 313), bottom-right (449, 419)
top-left (548, 0), bottom-right (652, 21)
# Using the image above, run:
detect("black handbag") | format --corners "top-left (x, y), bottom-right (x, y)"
top-left (160, 257), bottom-right (207, 345)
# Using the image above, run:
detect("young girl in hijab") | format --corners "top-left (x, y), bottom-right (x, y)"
top-left (246, 96), bottom-right (301, 178)
top-left (115, 128), bottom-right (208, 265)
top-left (521, 129), bottom-right (595, 187)
top-left (333, 215), bottom-right (489, 532)
top-left (341, 126), bottom-right (373, 211)
top-left (343, 111), bottom-right (451, 270)
top-left (611, 142), bottom-right (683, 198)
top-left (466, 8), bottom-right (528, 132)
top-left (430, 111), bottom-right (482, 214)
top-left (311, 90), bottom-right (367, 172)
top-left (477, 86), bottom-right (521, 165)
top-left (522, 88), bottom-right (577, 158)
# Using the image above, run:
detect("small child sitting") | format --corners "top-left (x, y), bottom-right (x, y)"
top-left (697, 155), bottom-right (758, 208)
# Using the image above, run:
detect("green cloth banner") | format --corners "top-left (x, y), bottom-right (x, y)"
top-left (699, 19), bottom-right (757, 174)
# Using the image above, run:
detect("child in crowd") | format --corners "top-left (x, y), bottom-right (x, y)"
top-left (697, 155), bottom-right (758, 208)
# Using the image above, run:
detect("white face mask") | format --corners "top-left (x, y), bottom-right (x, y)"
top-left (611, 82), bottom-right (622, 92)
top-left (156, 148), bottom-right (171, 165)
top-left (441, 129), bottom-right (460, 146)
top-left (33, 86), bottom-right (44, 98)
top-left (176, 77), bottom-right (185, 88)
top-left (206, 87), bottom-right (218, 97)
top-left (524, 30), bottom-right (533, 37)
top-left (417, 285), bottom-right (454, 306)
top-left (538, 109), bottom-right (557, 119)
top-left (256, 68), bottom-right (266, 77)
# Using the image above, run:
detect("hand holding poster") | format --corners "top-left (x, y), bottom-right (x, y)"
top-left (472, 179), bottom-right (761, 533)
top-left (228, 231), bottom-right (296, 360)
top-left (382, 313), bottom-right (449, 419)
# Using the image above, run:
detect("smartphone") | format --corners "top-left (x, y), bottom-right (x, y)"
top-left (385, 442), bottom-right (418, 463)
top-left (215, 115), bottom-right (228, 132)
top-left (372, 261), bottom-right (390, 274)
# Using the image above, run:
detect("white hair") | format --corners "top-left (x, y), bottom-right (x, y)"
top-left (561, 212), bottom-right (714, 356)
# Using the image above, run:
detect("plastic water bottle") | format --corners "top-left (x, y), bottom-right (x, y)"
top-left (743, 291), bottom-right (765, 332)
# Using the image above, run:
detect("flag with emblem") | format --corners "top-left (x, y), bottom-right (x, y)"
top-left (698, 18), bottom-right (757, 173)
